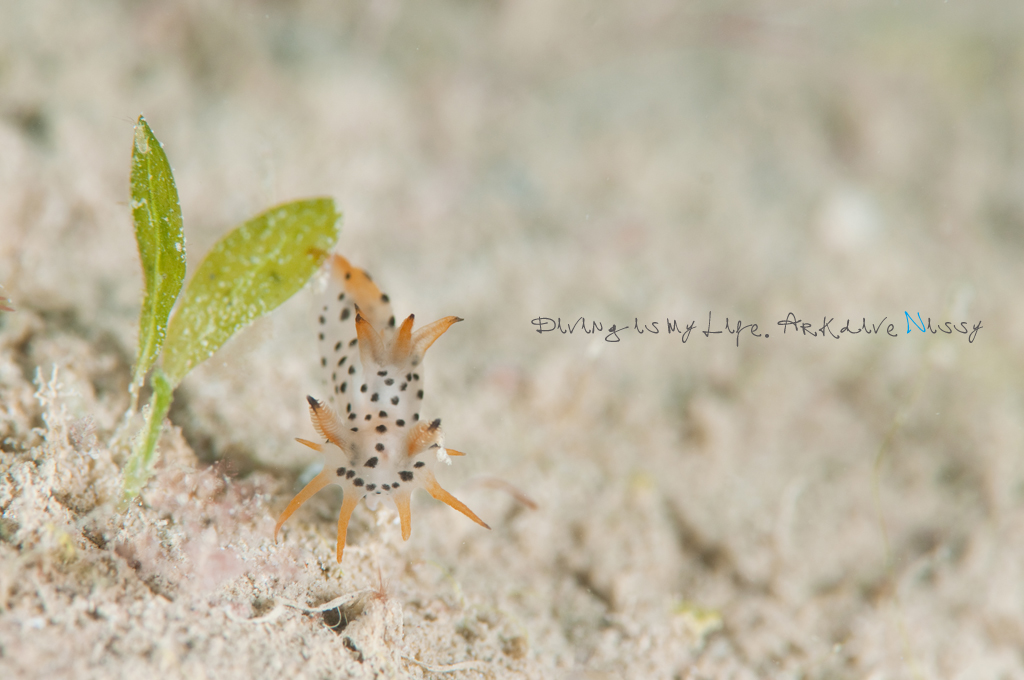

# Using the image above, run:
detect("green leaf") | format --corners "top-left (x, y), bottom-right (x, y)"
top-left (130, 115), bottom-right (186, 392)
top-left (161, 198), bottom-right (340, 386)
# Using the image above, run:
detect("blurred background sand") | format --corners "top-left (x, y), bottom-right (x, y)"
top-left (1, 1), bottom-right (1023, 678)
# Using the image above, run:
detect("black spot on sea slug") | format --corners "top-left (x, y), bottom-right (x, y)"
top-left (413, 462), bottom-right (425, 468)
top-left (353, 478), bottom-right (364, 487)
top-left (417, 390), bottom-right (424, 399)
top-left (341, 308), bottom-right (350, 321)
top-left (349, 338), bottom-right (358, 347)
top-left (378, 410), bottom-right (387, 417)
top-left (382, 484), bottom-right (391, 491)
top-left (336, 467), bottom-right (346, 476)
top-left (364, 457), bottom-right (378, 468)
top-left (335, 341), bottom-right (343, 351)
top-left (377, 370), bottom-right (387, 377)
top-left (391, 396), bottom-right (399, 405)
top-left (399, 471), bottom-right (414, 481)
top-left (365, 484), bottom-right (376, 491)
top-left (381, 294), bottom-right (389, 302)
top-left (375, 443), bottom-right (384, 451)
top-left (384, 378), bottom-right (394, 386)
top-left (360, 384), bottom-right (368, 393)
top-left (346, 470), bottom-right (355, 479)
top-left (396, 419), bottom-right (405, 426)
top-left (376, 424), bottom-right (387, 433)
top-left (371, 393), bottom-right (379, 402)
top-left (349, 365), bottom-right (356, 375)
top-left (341, 382), bottom-right (347, 393)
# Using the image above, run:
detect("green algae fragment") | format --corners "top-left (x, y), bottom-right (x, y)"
top-left (121, 118), bottom-right (340, 504)
top-left (161, 198), bottom-right (339, 386)
top-left (129, 115), bottom-right (186, 398)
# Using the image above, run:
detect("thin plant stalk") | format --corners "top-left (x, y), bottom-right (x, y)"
top-left (121, 369), bottom-right (174, 506)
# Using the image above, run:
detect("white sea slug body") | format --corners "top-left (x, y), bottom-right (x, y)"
top-left (275, 254), bottom-right (489, 562)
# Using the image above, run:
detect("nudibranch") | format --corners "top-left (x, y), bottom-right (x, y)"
top-left (275, 254), bottom-right (489, 562)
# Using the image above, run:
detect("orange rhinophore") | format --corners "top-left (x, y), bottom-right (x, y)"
top-left (274, 254), bottom-right (489, 562)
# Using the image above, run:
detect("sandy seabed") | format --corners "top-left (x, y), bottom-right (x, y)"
top-left (1, 1), bottom-right (1023, 678)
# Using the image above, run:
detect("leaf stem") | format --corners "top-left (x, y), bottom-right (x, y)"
top-left (121, 368), bottom-right (175, 505)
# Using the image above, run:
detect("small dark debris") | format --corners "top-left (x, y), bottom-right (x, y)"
top-left (343, 636), bottom-right (364, 662)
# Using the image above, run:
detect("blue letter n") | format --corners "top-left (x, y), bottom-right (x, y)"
top-left (905, 311), bottom-right (926, 334)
